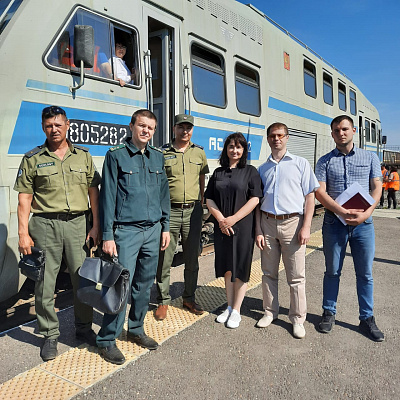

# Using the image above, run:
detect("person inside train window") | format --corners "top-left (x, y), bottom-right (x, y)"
top-left (109, 42), bottom-right (135, 86)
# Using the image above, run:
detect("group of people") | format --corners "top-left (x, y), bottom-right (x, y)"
top-left (14, 107), bottom-right (385, 366)
top-left (380, 164), bottom-right (399, 209)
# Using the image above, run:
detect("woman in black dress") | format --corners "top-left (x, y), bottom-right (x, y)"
top-left (205, 133), bottom-right (263, 328)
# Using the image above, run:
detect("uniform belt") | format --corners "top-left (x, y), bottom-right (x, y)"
top-left (263, 212), bottom-right (299, 220)
top-left (171, 202), bottom-right (197, 209)
top-left (35, 212), bottom-right (85, 221)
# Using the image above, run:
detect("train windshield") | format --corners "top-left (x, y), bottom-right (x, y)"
top-left (0, 0), bottom-right (23, 34)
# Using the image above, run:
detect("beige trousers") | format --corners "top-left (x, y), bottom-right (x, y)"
top-left (260, 213), bottom-right (306, 324)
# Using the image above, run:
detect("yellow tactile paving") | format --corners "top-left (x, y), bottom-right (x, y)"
top-left (0, 367), bottom-right (81, 400)
top-left (0, 230), bottom-right (323, 400)
top-left (39, 345), bottom-right (128, 387)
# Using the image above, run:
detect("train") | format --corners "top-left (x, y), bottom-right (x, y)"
top-left (383, 150), bottom-right (400, 168)
top-left (0, 0), bottom-right (383, 302)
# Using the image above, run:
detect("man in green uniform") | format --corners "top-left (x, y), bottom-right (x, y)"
top-left (14, 106), bottom-right (101, 361)
top-left (154, 114), bottom-right (209, 320)
top-left (97, 109), bottom-right (170, 365)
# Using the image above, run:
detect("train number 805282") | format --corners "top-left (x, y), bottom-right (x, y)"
top-left (67, 120), bottom-right (129, 146)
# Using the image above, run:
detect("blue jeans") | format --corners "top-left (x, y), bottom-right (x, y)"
top-left (322, 212), bottom-right (375, 320)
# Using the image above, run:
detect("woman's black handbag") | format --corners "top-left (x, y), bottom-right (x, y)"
top-left (18, 247), bottom-right (46, 281)
top-left (77, 251), bottom-right (130, 315)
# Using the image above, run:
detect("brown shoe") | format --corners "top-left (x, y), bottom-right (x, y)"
top-left (154, 304), bottom-right (168, 320)
top-left (182, 301), bottom-right (204, 315)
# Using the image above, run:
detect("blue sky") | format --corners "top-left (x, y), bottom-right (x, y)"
top-left (237, 0), bottom-right (400, 147)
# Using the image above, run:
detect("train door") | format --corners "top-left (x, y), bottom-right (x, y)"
top-left (142, 6), bottom-right (181, 148)
top-left (149, 28), bottom-right (171, 147)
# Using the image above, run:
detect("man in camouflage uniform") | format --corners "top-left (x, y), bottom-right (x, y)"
top-left (14, 106), bottom-right (101, 361)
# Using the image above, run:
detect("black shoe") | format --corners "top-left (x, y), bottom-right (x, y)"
top-left (128, 332), bottom-right (158, 350)
top-left (359, 316), bottom-right (385, 342)
top-left (99, 344), bottom-right (126, 365)
top-left (76, 329), bottom-right (97, 347)
top-left (318, 310), bottom-right (335, 333)
top-left (40, 338), bottom-right (58, 361)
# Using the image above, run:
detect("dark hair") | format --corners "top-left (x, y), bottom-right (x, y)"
top-left (131, 109), bottom-right (157, 126)
top-left (330, 115), bottom-right (354, 129)
top-left (391, 166), bottom-right (398, 172)
top-left (41, 106), bottom-right (67, 123)
top-left (219, 132), bottom-right (248, 168)
top-left (267, 122), bottom-right (288, 136)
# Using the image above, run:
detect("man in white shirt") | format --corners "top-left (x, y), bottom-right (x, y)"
top-left (255, 122), bottom-right (319, 338)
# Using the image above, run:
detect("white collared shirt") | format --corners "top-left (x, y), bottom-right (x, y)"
top-left (110, 56), bottom-right (132, 84)
top-left (258, 151), bottom-right (319, 215)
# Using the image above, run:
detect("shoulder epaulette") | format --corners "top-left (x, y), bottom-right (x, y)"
top-left (73, 144), bottom-right (89, 152)
top-left (149, 144), bottom-right (163, 153)
top-left (192, 143), bottom-right (204, 150)
top-left (109, 144), bottom-right (126, 152)
top-left (24, 145), bottom-right (43, 158)
top-left (161, 143), bottom-right (171, 149)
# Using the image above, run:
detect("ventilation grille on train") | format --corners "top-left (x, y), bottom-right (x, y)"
top-left (188, 0), bottom-right (263, 45)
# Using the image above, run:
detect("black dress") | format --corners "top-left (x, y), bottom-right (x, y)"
top-left (205, 164), bottom-right (263, 282)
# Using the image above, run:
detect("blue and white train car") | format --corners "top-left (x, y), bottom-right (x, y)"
top-left (0, 0), bottom-right (382, 300)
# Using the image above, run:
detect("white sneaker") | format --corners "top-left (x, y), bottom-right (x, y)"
top-left (256, 315), bottom-right (274, 328)
top-left (216, 308), bottom-right (231, 323)
top-left (293, 323), bottom-right (306, 339)
top-left (226, 310), bottom-right (241, 329)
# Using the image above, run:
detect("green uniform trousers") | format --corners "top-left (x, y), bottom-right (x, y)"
top-left (29, 214), bottom-right (92, 339)
top-left (97, 222), bottom-right (161, 347)
top-left (156, 202), bottom-right (202, 304)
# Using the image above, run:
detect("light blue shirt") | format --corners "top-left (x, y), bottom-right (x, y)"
top-left (258, 151), bottom-right (319, 215)
top-left (315, 146), bottom-right (381, 200)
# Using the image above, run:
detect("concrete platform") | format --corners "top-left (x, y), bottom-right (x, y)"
top-left (0, 214), bottom-right (399, 400)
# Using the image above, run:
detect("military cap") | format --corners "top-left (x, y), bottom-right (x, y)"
top-left (174, 114), bottom-right (194, 126)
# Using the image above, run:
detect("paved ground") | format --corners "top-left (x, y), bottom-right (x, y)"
top-left (1, 210), bottom-right (399, 399)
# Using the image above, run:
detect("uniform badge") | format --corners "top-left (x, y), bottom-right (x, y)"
top-left (17, 169), bottom-right (23, 178)
top-left (37, 162), bottom-right (55, 168)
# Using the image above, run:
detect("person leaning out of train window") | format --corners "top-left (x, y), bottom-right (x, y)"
top-left (109, 42), bottom-right (135, 86)
top-left (386, 166), bottom-right (399, 209)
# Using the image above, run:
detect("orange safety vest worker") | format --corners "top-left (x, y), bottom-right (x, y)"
top-left (387, 171), bottom-right (399, 191)
top-left (382, 168), bottom-right (388, 189)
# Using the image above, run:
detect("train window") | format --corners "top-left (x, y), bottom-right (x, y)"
top-left (371, 123), bottom-right (376, 143)
top-left (338, 82), bottom-right (346, 111)
top-left (350, 89), bottom-right (357, 115)
top-left (323, 73), bottom-right (333, 105)
top-left (365, 120), bottom-right (371, 142)
top-left (235, 63), bottom-right (260, 116)
top-left (0, 0), bottom-right (23, 34)
top-left (304, 60), bottom-right (316, 98)
top-left (191, 43), bottom-right (226, 108)
top-left (46, 8), bottom-right (140, 87)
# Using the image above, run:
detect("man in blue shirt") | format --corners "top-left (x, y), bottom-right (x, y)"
top-left (97, 109), bottom-right (171, 364)
top-left (315, 115), bottom-right (384, 342)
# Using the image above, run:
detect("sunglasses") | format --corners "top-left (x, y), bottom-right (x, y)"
top-left (42, 106), bottom-right (66, 117)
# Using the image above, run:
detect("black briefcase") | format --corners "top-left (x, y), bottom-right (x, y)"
top-left (18, 247), bottom-right (46, 281)
top-left (77, 252), bottom-right (130, 315)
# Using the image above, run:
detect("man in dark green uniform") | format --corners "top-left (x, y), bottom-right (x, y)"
top-left (14, 106), bottom-right (101, 361)
top-left (154, 114), bottom-right (209, 320)
top-left (97, 109), bottom-right (170, 365)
